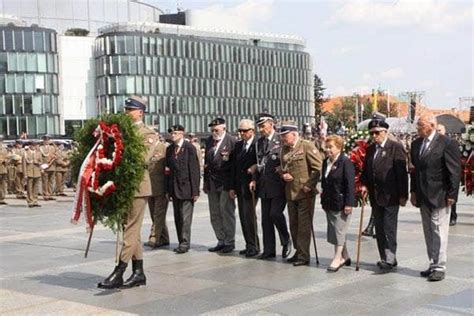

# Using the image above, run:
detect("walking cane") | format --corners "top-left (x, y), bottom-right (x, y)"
top-left (84, 225), bottom-right (94, 258)
top-left (356, 193), bottom-right (367, 271)
top-left (307, 193), bottom-right (319, 265)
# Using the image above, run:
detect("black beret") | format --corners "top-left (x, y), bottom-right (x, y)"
top-left (208, 118), bottom-right (226, 127)
top-left (168, 124), bottom-right (185, 133)
top-left (256, 113), bottom-right (275, 125)
top-left (124, 95), bottom-right (147, 111)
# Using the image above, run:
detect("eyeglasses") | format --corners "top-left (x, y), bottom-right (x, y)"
top-left (211, 129), bottom-right (220, 133)
top-left (370, 131), bottom-right (382, 135)
top-left (238, 129), bottom-right (251, 133)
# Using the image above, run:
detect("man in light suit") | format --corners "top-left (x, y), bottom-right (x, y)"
top-left (165, 124), bottom-right (200, 254)
top-left (230, 119), bottom-right (260, 257)
top-left (204, 118), bottom-right (237, 253)
top-left (410, 114), bottom-right (461, 282)
top-left (361, 115), bottom-right (408, 272)
top-left (98, 95), bottom-right (157, 289)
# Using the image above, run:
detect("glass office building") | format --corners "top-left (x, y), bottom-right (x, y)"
top-left (94, 23), bottom-right (314, 133)
top-left (0, 25), bottom-right (60, 137)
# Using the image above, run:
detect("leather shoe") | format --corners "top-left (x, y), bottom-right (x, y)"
top-left (428, 270), bottom-right (445, 281)
top-left (293, 260), bottom-right (309, 267)
top-left (239, 249), bottom-right (248, 255)
top-left (449, 218), bottom-right (456, 226)
top-left (257, 253), bottom-right (276, 260)
top-left (344, 258), bottom-right (351, 266)
top-left (327, 261), bottom-right (345, 272)
top-left (155, 242), bottom-right (170, 248)
top-left (144, 241), bottom-right (156, 248)
top-left (0, 201), bottom-right (8, 205)
top-left (286, 254), bottom-right (298, 263)
top-left (174, 247), bottom-right (188, 254)
top-left (282, 240), bottom-right (292, 259)
top-left (378, 261), bottom-right (396, 271)
top-left (420, 268), bottom-right (433, 277)
top-left (245, 249), bottom-right (259, 258)
top-left (220, 245), bottom-right (235, 253)
top-left (208, 245), bottom-right (224, 252)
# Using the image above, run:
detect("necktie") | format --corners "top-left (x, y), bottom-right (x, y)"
top-left (263, 138), bottom-right (269, 153)
top-left (174, 145), bottom-right (180, 157)
top-left (244, 141), bottom-right (249, 152)
top-left (374, 144), bottom-right (382, 160)
top-left (420, 138), bottom-right (429, 156)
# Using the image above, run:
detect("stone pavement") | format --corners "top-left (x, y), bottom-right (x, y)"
top-left (0, 190), bottom-right (473, 315)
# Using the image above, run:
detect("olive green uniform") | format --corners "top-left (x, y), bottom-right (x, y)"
top-left (55, 148), bottom-right (71, 196)
top-left (281, 138), bottom-right (323, 262)
top-left (0, 146), bottom-right (9, 203)
top-left (11, 147), bottom-right (25, 197)
top-left (22, 148), bottom-right (42, 206)
top-left (39, 143), bottom-right (57, 199)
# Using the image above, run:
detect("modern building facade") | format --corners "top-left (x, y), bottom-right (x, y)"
top-left (0, 25), bottom-right (60, 136)
top-left (94, 22), bottom-right (313, 133)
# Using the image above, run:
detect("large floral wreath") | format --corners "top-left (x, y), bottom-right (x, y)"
top-left (345, 130), bottom-right (371, 206)
top-left (70, 114), bottom-right (146, 231)
top-left (460, 124), bottom-right (474, 196)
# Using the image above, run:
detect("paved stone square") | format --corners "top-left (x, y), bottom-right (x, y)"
top-left (0, 190), bottom-right (473, 315)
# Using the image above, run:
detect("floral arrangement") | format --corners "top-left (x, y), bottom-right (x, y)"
top-left (460, 124), bottom-right (474, 196)
top-left (344, 130), bottom-right (371, 206)
top-left (70, 114), bottom-right (146, 231)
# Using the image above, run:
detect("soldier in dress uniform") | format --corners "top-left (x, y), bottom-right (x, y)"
top-left (98, 95), bottom-right (158, 290)
top-left (22, 140), bottom-right (42, 207)
top-left (54, 144), bottom-right (70, 196)
top-left (280, 121), bottom-right (323, 266)
top-left (11, 140), bottom-right (26, 198)
top-left (7, 146), bottom-right (16, 195)
top-left (39, 135), bottom-right (57, 200)
top-left (144, 134), bottom-right (170, 249)
top-left (250, 113), bottom-right (291, 259)
top-left (0, 135), bottom-right (8, 205)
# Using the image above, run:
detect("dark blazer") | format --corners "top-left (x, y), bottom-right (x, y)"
top-left (165, 140), bottom-right (200, 200)
top-left (255, 133), bottom-right (286, 199)
top-left (361, 138), bottom-right (408, 207)
top-left (204, 132), bottom-right (236, 192)
top-left (410, 133), bottom-right (461, 209)
top-left (321, 154), bottom-right (356, 212)
top-left (230, 137), bottom-right (257, 199)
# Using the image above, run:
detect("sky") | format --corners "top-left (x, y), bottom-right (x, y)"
top-left (151, 0), bottom-right (473, 110)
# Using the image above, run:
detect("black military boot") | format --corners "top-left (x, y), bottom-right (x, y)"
top-left (121, 260), bottom-right (146, 288)
top-left (362, 215), bottom-right (376, 237)
top-left (97, 261), bottom-right (127, 289)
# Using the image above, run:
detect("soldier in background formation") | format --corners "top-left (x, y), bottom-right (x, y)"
top-left (39, 135), bottom-right (57, 201)
top-left (11, 140), bottom-right (26, 198)
top-left (23, 140), bottom-right (42, 208)
top-left (0, 135), bottom-right (8, 205)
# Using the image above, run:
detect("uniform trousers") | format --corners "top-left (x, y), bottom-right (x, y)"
top-left (15, 171), bottom-right (24, 196)
top-left (287, 196), bottom-right (314, 262)
top-left (41, 171), bottom-right (55, 198)
top-left (55, 171), bottom-right (66, 194)
top-left (120, 197), bottom-right (147, 263)
top-left (372, 203), bottom-right (399, 264)
top-left (148, 195), bottom-right (169, 245)
top-left (208, 190), bottom-right (236, 247)
top-left (0, 174), bottom-right (6, 202)
top-left (237, 189), bottom-right (259, 252)
top-left (173, 199), bottom-right (194, 249)
top-left (420, 203), bottom-right (451, 271)
top-left (26, 177), bottom-right (40, 205)
top-left (261, 195), bottom-right (289, 255)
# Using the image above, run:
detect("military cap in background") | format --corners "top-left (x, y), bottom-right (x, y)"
top-left (168, 124), bottom-right (185, 133)
top-left (124, 95), bottom-right (147, 111)
top-left (278, 120), bottom-right (299, 135)
top-left (208, 118), bottom-right (226, 127)
top-left (256, 113), bottom-right (275, 125)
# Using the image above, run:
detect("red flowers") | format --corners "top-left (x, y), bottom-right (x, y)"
top-left (349, 140), bottom-right (369, 204)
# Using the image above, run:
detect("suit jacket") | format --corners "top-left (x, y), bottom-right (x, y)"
top-left (361, 138), bottom-right (408, 207)
top-left (149, 141), bottom-right (167, 196)
top-left (410, 133), bottom-right (461, 209)
top-left (135, 123), bottom-right (158, 198)
top-left (254, 133), bottom-right (286, 199)
top-left (281, 138), bottom-right (323, 201)
top-left (230, 138), bottom-right (257, 199)
top-left (204, 132), bottom-right (236, 192)
top-left (321, 154), bottom-right (356, 212)
top-left (165, 140), bottom-right (200, 200)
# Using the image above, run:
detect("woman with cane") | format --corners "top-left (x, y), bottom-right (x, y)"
top-left (320, 135), bottom-right (356, 272)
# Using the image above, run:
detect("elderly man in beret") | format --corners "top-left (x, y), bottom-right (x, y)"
top-left (165, 124), bottom-right (200, 254)
top-left (280, 121), bottom-right (323, 266)
top-left (361, 114), bottom-right (408, 272)
top-left (98, 95), bottom-right (158, 289)
top-left (204, 118), bottom-right (237, 253)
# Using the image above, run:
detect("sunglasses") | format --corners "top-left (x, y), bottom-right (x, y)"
top-left (238, 128), bottom-right (251, 133)
top-left (370, 131), bottom-right (382, 135)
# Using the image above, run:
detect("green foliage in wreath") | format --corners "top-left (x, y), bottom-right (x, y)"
top-left (70, 113), bottom-right (146, 231)
top-left (344, 129), bottom-right (371, 153)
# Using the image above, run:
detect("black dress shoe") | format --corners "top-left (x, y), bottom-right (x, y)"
top-left (208, 245), bottom-right (225, 252)
top-left (282, 240), bottom-right (292, 259)
top-left (245, 249), bottom-right (259, 258)
top-left (98, 261), bottom-right (127, 289)
top-left (257, 253), bottom-right (276, 260)
top-left (378, 261), bottom-right (396, 271)
top-left (121, 260), bottom-right (146, 288)
top-left (144, 241), bottom-right (156, 248)
top-left (344, 258), bottom-right (351, 266)
top-left (293, 260), bottom-right (309, 267)
top-left (287, 254), bottom-right (298, 263)
top-left (428, 270), bottom-right (445, 282)
top-left (239, 249), bottom-right (248, 255)
top-left (449, 218), bottom-right (456, 226)
top-left (420, 268), bottom-right (433, 277)
top-left (220, 245), bottom-right (235, 253)
top-left (0, 201), bottom-right (8, 205)
top-left (155, 242), bottom-right (170, 248)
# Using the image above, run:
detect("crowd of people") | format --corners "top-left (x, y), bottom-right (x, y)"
top-left (0, 95), bottom-right (465, 290)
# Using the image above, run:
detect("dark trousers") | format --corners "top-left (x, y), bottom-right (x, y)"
top-left (287, 197), bottom-right (314, 261)
top-left (450, 203), bottom-right (457, 222)
top-left (148, 195), bottom-right (170, 245)
top-left (173, 199), bottom-right (194, 249)
top-left (237, 191), bottom-right (260, 252)
top-left (261, 196), bottom-right (289, 255)
top-left (373, 203), bottom-right (399, 264)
